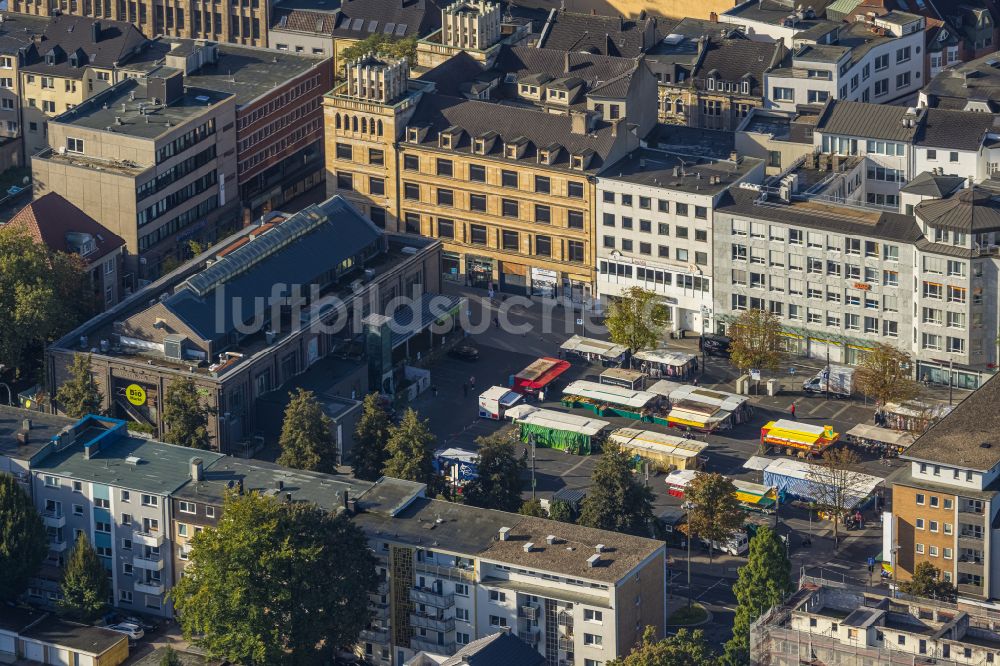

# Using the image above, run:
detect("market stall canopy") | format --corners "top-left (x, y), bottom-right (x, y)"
top-left (743, 456), bottom-right (774, 472)
top-left (560, 335), bottom-right (629, 360)
top-left (669, 385), bottom-right (748, 412)
top-left (845, 424), bottom-right (916, 449)
top-left (883, 401), bottom-right (953, 419)
top-left (762, 458), bottom-right (883, 509)
top-left (633, 349), bottom-right (698, 366)
top-left (647, 379), bottom-right (686, 397)
top-left (513, 357), bottom-right (571, 392)
top-left (609, 428), bottom-right (707, 461)
top-left (563, 380), bottom-right (657, 409)
top-left (505, 405), bottom-right (610, 437)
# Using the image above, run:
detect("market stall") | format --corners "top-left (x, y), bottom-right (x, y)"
top-left (877, 400), bottom-right (953, 433)
top-left (506, 404), bottom-right (609, 455)
top-left (608, 428), bottom-right (707, 471)
top-left (632, 349), bottom-right (699, 381)
top-left (512, 357), bottom-right (571, 396)
top-left (433, 447), bottom-right (478, 493)
top-left (478, 386), bottom-right (524, 420)
top-left (732, 479), bottom-right (780, 514)
top-left (665, 468), bottom-right (699, 498)
top-left (599, 367), bottom-right (647, 390)
top-left (762, 458), bottom-right (883, 510)
top-left (647, 379), bottom-right (686, 399)
top-left (560, 335), bottom-right (629, 366)
top-left (844, 424), bottom-right (915, 457)
top-left (561, 380), bottom-right (660, 419)
top-left (760, 419), bottom-right (839, 457)
top-left (663, 385), bottom-right (753, 432)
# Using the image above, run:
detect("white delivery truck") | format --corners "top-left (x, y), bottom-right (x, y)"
top-left (803, 365), bottom-right (854, 398)
top-left (478, 386), bottom-right (524, 420)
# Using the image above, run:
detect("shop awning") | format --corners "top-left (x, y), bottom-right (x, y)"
top-left (513, 357), bottom-right (570, 391)
top-left (563, 380), bottom-right (657, 409)
top-left (560, 335), bottom-right (629, 360)
top-left (634, 349), bottom-right (697, 367)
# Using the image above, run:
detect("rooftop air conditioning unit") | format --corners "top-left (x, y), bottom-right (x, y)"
top-left (163, 333), bottom-right (186, 361)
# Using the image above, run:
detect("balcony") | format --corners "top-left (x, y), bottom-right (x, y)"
top-left (519, 626), bottom-right (540, 646)
top-left (48, 539), bottom-right (67, 553)
top-left (134, 580), bottom-right (164, 595)
top-left (519, 603), bottom-right (539, 621)
top-left (410, 612), bottom-right (455, 632)
top-left (410, 636), bottom-right (456, 655)
top-left (558, 636), bottom-right (575, 652)
top-left (958, 582), bottom-right (984, 597)
top-left (557, 612), bottom-right (574, 630)
top-left (414, 561), bottom-right (475, 583)
top-left (133, 554), bottom-right (165, 571)
top-left (958, 505), bottom-right (985, 518)
top-left (134, 530), bottom-right (164, 548)
top-left (360, 627), bottom-right (389, 645)
top-left (42, 510), bottom-right (65, 528)
top-left (370, 601), bottom-right (389, 620)
top-left (410, 587), bottom-right (455, 608)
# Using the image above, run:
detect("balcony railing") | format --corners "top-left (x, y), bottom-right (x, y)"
top-left (134, 530), bottom-right (164, 547)
top-left (134, 580), bottom-right (164, 595)
top-left (410, 612), bottom-right (455, 632)
top-left (410, 587), bottom-right (455, 608)
top-left (42, 510), bottom-right (65, 528)
top-left (48, 539), bottom-right (67, 553)
top-left (557, 612), bottom-right (574, 630)
top-left (519, 603), bottom-right (539, 621)
top-left (958, 582), bottom-right (984, 597)
top-left (360, 627), bottom-right (389, 645)
top-left (133, 554), bottom-right (165, 571)
top-left (414, 561), bottom-right (475, 582)
top-left (410, 636), bottom-right (456, 655)
top-left (558, 635), bottom-right (574, 651)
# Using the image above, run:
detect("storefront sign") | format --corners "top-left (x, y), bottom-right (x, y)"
top-left (126, 384), bottom-right (147, 406)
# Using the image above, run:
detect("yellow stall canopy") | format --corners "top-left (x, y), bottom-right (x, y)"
top-left (761, 419), bottom-right (839, 452)
top-left (609, 428), bottom-right (707, 471)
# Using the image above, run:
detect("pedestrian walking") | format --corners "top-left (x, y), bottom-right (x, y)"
top-left (462, 383), bottom-right (468, 398)
top-left (432, 385), bottom-right (438, 398)
top-left (790, 402), bottom-right (796, 418)
top-left (692, 377), bottom-right (699, 387)
top-left (494, 316), bottom-right (500, 329)
top-left (469, 375), bottom-right (476, 390)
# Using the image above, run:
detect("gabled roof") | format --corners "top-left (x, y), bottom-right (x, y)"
top-left (695, 37), bottom-right (782, 89)
top-left (20, 16), bottom-right (147, 79)
top-left (900, 172), bottom-right (967, 198)
top-left (4, 192), bottom-right (124, 262)
top-left (439, 631), bottom-right (544, 666)
top-left (330, 0), bottom-right (446, 39)
top-left (495, 45), bottom-right (637, 90)
top-left (537, 9), bottom-right (657, 57)
top-left (271, 8), bottom-right (339, 34)
top-left (914, 107), bottom-right (1000, 151)
top-left (815, 99), bottom-right (918, 142)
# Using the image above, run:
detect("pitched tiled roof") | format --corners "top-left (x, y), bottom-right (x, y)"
top-left (271, 8), bottom-right (338, 34)
top-left (4, 192), bottom-right (124, 261)
top-left (915, 107), bottom-right (1000, 151)
top-left (914, 187), bottom-right (1000, 233)
top-left (418, 50), bottom-right (488, 96)
top-left (695, 37), bottom-right (782, 92)
top-left (439, 631), bottom-right (544, 666)
top-left (20, 16), bottom-right (147, 79)
top-left (404, 93), bottom-right (627, 173)
top-left (496, 45), bottom-right (637, 88)
top-left (538, 9), bottom-right (656, 57)
top-left (0, 13), bottom-right (51, 55)
top-left (815, 99), bottom-right (919, 142)
top-left (330, 0), bottom-right (446, 39)
top-left (900, 172), bottom-right (967, 198)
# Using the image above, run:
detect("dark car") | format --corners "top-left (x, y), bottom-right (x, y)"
top-left (699, 334), bottom-right (732, 357)
top-left (448, 344), bottom-right (480, 361)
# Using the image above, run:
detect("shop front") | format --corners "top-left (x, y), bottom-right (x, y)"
top-left (466, 255), bottom-right (494, 290)
top-left (916, 361), bottom-right (986, 390)
top-left (499, 261), bottom-right (529, 296)
top-left (563, 275), bottom-right (592, 307)
top-left (442, 251), bottom-right (462, 283)
top-left (531, 267), bottom-right (558, 298)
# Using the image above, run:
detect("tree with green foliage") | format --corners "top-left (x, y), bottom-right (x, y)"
top-left (610, 626), bottom-right (715, 666)
top-left (277, 389), bottom-right (337, 473)
top-left (171, 491), bottom-right (377, 665)
top-left (548, 499), bottom-right (575, 523)
top-left (685, 472), bottom-right (745, 563)
top-left (462, 433), bottom-right (525, 512)
top-left (0, 228), bottom-right (94, 376)
top-left (340, 34), bottom-right (418, 65)
top-left (59, 532), bottom-right (110, 621)
top-left (353, 393), bottom-right (391, 481)
top-left (158, 647), bottom-right (181, 666)
top-left (723, 526), bottom-right (791, 666)
top-left (519, 498), bottom-right (546, 517)
top-left (578, 444), bottom-right (653, 536)
top-left (605, 286), bottom-right (670, 353)
top-left (162, 377), bottom-right (213, 450)
top-left (807, 447), bottom-right (869, 547)
top-left (0, 473), bottom-right (47, 602)
top-left (383, 408), bottom-right (436, 484)
top-left (727, 308), bottom-right (783, 374)
top-left (856, 343), bottom-right (918, 407)
top-left (55, 353), bottom-right (103, 418)
top-left (899, 561), bottom-right (957, 602)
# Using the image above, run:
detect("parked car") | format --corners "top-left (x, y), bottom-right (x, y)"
top-left (447, 344), bottom-right (479, 362)
top-left (123, 615), bottom-right (158, 632)
top-left (107, 623), bottom-right (144, 641)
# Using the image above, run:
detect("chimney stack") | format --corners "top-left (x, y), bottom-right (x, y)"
top-left (190, 457), bottom-right (203, 482)
top-left (91, 21), bottom-right (101, 43)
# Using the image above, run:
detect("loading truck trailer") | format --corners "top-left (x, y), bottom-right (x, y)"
top-left (803, 365), bottom-right (854, 398)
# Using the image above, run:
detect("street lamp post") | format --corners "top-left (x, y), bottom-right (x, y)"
top-left (683, 500), bottom-right (695, 610)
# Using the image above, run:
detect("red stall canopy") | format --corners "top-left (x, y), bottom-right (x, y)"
top-left (513, 357), bottom-right (570, 393)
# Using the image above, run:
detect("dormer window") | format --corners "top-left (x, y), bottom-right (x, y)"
top-left (571, 155), bottom-right (584, 169)
top-left (505, 145), bottom-right (517, 158)
top-left (440, 134), bottom-right (453, 148)
top-left (407, 127), bottom-right (420, 142)
top-left (474, 139), bottom-right (485, 154)
top-left (707, 78), bottom-right (715, 91)
top-left (742, 80), bottom-right (750, 94)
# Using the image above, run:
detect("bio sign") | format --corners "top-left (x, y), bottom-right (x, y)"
top-left (126, 384), bottom-right (147, 406)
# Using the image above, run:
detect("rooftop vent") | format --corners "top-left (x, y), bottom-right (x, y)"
top-left (546, 534), bottom-right (557, 545)
top-left (595, 544), bottom-right (606, 553)
top-left (499, 526), bottom-right (512, 541)
top-left (523, 542), bottom-right (535, 552)
top-left (125, 455), bottom-right (142, 465)
top-left (586, 553), bottom-right (601, 567)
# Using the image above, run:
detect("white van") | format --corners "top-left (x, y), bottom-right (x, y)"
top-left (701, 532), bottom-right (749, 556)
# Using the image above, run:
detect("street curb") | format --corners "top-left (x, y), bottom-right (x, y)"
top-left (667, 603), bottom-right (713, 628)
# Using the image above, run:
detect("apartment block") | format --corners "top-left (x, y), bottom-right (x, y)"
top-left (46, 195), bottom-right (444, 453)
top-left (647, 19), bottom-right (785, 131)
top-left (30, 73), bottom-right (239, 283)
top-left (595, 147), bottom-right (764, 332)
top-left (18, 16), bottom-right (148, 159)
top-left (713, 173), bottom-right (1000, 388)
top-left (765, 12), bottom-right (926, 111)
top-left (325, 37), bottom-right (657, 301)
top-left (0, 13), bottom-right (52, 165)
top-left (751, 582), bottom-right (1000, 665)
top-left (885, 352), bottom-right (1000, 601)
top-left (123, 38), bottom-right (333, 222)
top-left (10, 0), bottom-right (270, 48)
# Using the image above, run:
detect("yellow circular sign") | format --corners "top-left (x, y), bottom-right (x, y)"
top-left (126, 384), bottom-right (147, 406)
